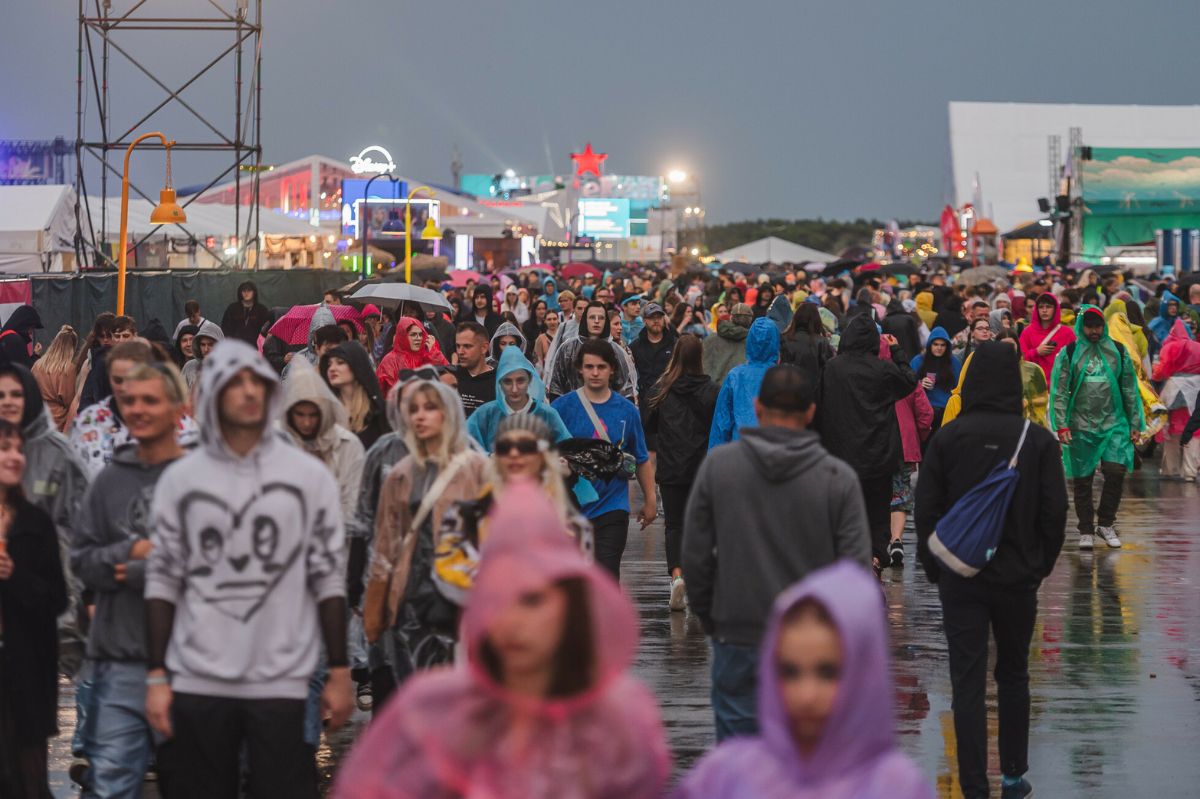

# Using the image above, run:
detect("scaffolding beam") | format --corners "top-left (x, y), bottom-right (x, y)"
top-left (75, 0), bottom-right (263, 271)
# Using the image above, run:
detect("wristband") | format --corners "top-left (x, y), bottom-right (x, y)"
top-left (146, 675), bottom-right (170, 687)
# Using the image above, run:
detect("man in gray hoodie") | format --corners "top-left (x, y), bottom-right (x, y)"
top-left (70, 360), bottom-right (190, 797)
top-left (683, 364), bottom-right (871, 741)
top-left (144, 340), bottom-right (351, 799)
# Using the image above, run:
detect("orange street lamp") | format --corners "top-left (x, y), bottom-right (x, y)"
top-left (117, 132), bottom-right (186, 315)
top-left (404, 185), bottom-right (441, 283)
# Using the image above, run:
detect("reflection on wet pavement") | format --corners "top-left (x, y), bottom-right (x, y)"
top-left (49, 471), bottom-right (1200, 797)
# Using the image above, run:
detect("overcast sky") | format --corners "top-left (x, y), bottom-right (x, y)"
top-left (3, 0), bottom-right (1199, 222)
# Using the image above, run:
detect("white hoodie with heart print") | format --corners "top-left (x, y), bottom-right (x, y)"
top-left (145, 339), bottom-right (345, 700)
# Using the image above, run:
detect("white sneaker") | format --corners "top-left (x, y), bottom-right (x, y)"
top-left (1079, 533), bottom-right (1094, 550)
top-left (1096, 525), bottom-right (1122, 549)
top-left (669, 576), bottom-right (687, 612)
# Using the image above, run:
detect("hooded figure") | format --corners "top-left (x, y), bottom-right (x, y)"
top-left (544, 309), bottom-right (637, 400)
top-left (465, 286), bottom-right (503, 336)
top-left (467, 345), bottom-right (570, 452)
top-left (701, 313), bottom-right (752, 386)
top-left (219, 279), bottom-right (271, 345)
top-left (708, 318), bottom-right (780, 447)
top-left (144, 338), bottom-right (346, 729)
top-left (280, 303), bottom-right (337, 383)
top-left (337, 482), bottom-right (670, 799)
top-left (172, 323), bottom-right (199, 369)
top-left (181, 318), bottom-right (225, 389)
top-left (376, 315), bottom-right (449, 399)
top-left (1018, 293), bottom-right (1075, 381)
top-left (914, 291), bottom-right (937, 329)
top-left (673, 562), bottom-right (932, 799)
top-left (542, 276), bottom-right (561, 312)
top-left (1148, 290), bottom-right (1183, 342)
top-left (766, 294), bottom-right (794, 334)
top-left (1049, 305), bottom-right (1143, 479)
top-left (910, 326), bottom-right (961, 412)
top-left (881, 298), bottom-right (921, 358)
top-left (988, 308), bottom-right (1012, 336)
top-left (0, 304), bottom-right (43, 368)
top-left (322, 341), bottom-right (389, 451)
top-left (280, 358), bottom-right (365, 517)
top-left (488, 321), bottom-right (528, 364)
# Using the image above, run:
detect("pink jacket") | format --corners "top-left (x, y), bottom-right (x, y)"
top-left (881, 339), bottom-right (933, 463)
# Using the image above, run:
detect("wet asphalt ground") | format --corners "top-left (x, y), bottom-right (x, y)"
top-left (49, 466), bottom-right (1200, 797)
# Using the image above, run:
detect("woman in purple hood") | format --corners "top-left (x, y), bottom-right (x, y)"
top-left (673, 561), bottom-right (933, 799)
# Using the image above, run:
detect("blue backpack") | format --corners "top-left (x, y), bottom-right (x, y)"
top-left (928, 420), bottom-right (1030, 577)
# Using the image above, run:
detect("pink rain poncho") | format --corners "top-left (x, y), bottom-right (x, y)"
top-left (1153, 319), bottom-right (1200, 435)
top-left (672, 561), bottom-right (933, 799)
top-left (334, 480), bottom-right (669, 799)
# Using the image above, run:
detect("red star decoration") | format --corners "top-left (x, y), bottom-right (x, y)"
top-left (570, 142), bottom-right (607, 178)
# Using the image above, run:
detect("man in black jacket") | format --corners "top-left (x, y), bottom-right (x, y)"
top-left (815, 313), bottom-right (918, 572)
top-left (630, 302), bottom-right (677, 452)
top-left (0, 305), bottom-right (43, 367)
top-left (220, 280), bottom-right (271, 346)
top-left (915, 342), bottom-right (1068, 799)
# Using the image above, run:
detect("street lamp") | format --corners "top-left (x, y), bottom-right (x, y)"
top-left (359, 172), bottom-right (400, 279)
top-left (117, 131), bottom-right (186, 315)
top-left (667, 169), bottom-right (688, 184)
top-left (404, 185), bottom-right (442, 283)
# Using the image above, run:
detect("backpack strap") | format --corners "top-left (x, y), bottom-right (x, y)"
top-left (575, 388), bottom-right (610, 442)
top-left (1008, 420), bottom-right (1031, 468)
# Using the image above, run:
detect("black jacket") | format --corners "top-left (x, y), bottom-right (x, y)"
top-left (881, 300), bottom-right (922, 359)
top-left (914, 343), bottom-right (1068, 587)
top-left (630, 327), bottom-right (678, 402)
top-left (0, 305), bottom-right (42, 368)
top-left (0, 497), bottom-right (68, 742)
top-left (646, 374), bottom-right (719, 484)
top-left (779, 330), bottom-right (833, 388)
top-left (220, 282), bottom-right (271, 345)
top-left (323, 341), bottom-right (390, 450)
top-left (815, 314), bottom-right (918, 478)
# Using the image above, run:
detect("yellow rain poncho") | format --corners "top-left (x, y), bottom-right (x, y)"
top-left (1105, 300), bottom-right (1165, 441)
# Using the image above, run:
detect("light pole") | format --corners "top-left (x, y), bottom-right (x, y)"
top-left (359, 173), bottom-right (400, 279)
top-left (117, 132), bottom-right (186, 315)
top-left (404, 185), bottom-right (442, 283)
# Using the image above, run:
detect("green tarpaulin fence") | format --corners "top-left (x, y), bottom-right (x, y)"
top-left (29, 269), bottom-right (352, 346)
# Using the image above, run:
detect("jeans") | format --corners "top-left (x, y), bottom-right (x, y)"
top-left (711, 639), bottom-right (759, 742)
top-left (659, 484), bottom-right (691, 575)
top-left (72, 659), bottom-right (95, 758)
top-left (590, 509), bottom-right (630, 580)
top-left (158, 693), bottom-right (316, 799)
top-left (858, 472), bottom-right (893, 564)
top-left (83, 661), bottom-right (156, 799)
top-left (938, 574), bottom-right (1038, 799)
top-left (1072, 461), bottom-right (1126, 534)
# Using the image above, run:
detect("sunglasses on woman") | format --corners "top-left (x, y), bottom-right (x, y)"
top-left (494, 437), bottom-right (548, 456)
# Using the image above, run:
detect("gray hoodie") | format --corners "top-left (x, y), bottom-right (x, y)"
top-left (682, 425), bottom-right (871, 646)
top-left (71, 445), bottom-right (182, 661)
top-left (145, 339), bottom-right (345, 700)
top-left (180, 318), bottom-right (225, 390)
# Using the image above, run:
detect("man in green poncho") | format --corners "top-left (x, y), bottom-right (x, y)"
top-left (1049, 306), bottom-right (1143, 551)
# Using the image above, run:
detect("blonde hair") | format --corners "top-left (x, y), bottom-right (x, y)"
top-left (123, 362), bottom-right (189, 407)
top-left (401, 380), bottom-right (468, 468)
top-left (483, 449), bottom-right (572, 521)
top-left (339, 381), bottom-right (372, 433)
top-left (32, 325), bottom-right (78, 376)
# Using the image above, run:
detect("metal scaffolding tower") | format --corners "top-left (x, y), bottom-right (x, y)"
top-left (75, 0), bottom-right (263, 270)
top-left (1047, 134), bottom-right (1062, 198)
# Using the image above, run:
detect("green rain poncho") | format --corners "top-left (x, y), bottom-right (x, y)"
top-left (1048, 305), bottom-right (1144, 479)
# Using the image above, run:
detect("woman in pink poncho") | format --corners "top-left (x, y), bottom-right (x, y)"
top-left (1018, 292), bottom-right (1074, 382)
top-left (672, 561), bottom-right (933, 799)
top-left (334, 480), bottom-right (670, 799)
top-left (1152, 318), bottom-right (1200, 479)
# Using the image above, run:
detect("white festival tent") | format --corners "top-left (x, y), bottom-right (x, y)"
top-left (713, 236), bottom-right (835, 264)
top-left (0, 184), bottom-right (78, 273)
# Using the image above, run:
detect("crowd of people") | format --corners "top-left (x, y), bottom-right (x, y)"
top-left (0, 260), bottom-right (1196, 798)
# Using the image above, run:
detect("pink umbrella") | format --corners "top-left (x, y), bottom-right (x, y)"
top-left (560, 262), bottom-right (601, 279)
top-left (447, 270), bottom-right (483, 288)
top-left (268, 304), bottom-right (362, 346)
top-left (519, 263), bottom-right (554, 274)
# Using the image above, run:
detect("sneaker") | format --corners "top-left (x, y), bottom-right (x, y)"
top-left (1001, 776), bottom-right (1033, 798)
top-left (355, 680), bottom-right (373, 712)
top-left (1096, 525), bottom-right (1122, 549)
top-left (669, 576), bottom-right (687, 612)
top-left (1078, 533), bottom-right (1094, 550)
top-left (888, 539), bottom-right (904, 567)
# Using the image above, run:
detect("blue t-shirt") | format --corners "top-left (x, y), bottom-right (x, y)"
top-left (552, 390), bottom-right (648, 519)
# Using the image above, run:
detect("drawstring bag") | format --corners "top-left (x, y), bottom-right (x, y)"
top-left (928, 420), bottom-right (1030, 577)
